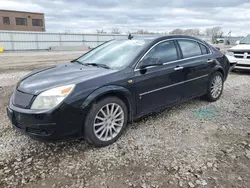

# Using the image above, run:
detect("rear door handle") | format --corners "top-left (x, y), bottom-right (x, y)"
top-left (207, 59), bottom-right (214, 63)
top-left (174, 66), bottom-right (183, 71)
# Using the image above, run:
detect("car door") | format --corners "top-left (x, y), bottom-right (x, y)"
top-left (175, 39), bottom-right (214, 99)
top-left (132, 40), bottom-right (184, 115)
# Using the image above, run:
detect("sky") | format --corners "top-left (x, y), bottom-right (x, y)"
top-left (1, 0), bottom-right (250, 36)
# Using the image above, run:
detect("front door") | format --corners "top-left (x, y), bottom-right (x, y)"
top-left (132, 40), bottom-right (184, 115)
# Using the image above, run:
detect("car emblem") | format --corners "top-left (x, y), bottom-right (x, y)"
top-left (244, 52), bottom-right (248, 59)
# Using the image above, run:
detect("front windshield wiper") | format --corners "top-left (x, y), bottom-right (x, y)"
top-left (71, 59), bottom-right (83, 64)
top-left (71, 60), bottom-right (111, 69)
top-left (84, 63), bottom-right (110, 69)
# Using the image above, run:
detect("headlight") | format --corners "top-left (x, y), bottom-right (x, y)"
top-left (225, 51), bottom-right (234, 56)
top-left (31, 84), bottom-right (75, 110)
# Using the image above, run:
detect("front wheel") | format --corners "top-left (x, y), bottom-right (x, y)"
top-left (204, 72), bottom-right (224, 102)
top-left (84, 96), bottom-right (128, 147)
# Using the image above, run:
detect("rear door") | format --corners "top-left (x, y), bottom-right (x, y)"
top-left (175, 39), bottom-right (214, 99)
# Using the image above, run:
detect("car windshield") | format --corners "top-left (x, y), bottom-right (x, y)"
top-left (240, 35), bottom-right (250, 44)
top-left (76, 39), bottom-right (150, 69)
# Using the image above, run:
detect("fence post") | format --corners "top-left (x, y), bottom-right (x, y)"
top-left (82, 34), bottom-right (85, 46)
top-left (97, 34), bottom-right (99, 45)
top-left (36, 33), bottom-right (39, 50)
top-left (59, 34), bottom-right (62, 46)
top-left (10, 33), bottom-right (14, 51)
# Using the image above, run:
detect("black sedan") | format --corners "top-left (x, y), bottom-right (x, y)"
top-left (7, 35), bottom-right (230, 146)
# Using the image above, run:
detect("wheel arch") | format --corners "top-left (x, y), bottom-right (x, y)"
top-left (81, 85), bottom-right (134, 122)
top-left (212, 65), bottom-right (225, 80)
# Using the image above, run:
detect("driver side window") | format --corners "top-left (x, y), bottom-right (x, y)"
top-left (144, 40), bottom-right (178, 64)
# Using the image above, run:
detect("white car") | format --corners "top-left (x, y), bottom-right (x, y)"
top-left (226, 35), bottom-right (250, 70)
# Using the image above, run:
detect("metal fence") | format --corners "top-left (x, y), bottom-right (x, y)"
top-left (0, 31), bottom-right (213, 51)
top-left (0, 31), bottom-right (131, 51)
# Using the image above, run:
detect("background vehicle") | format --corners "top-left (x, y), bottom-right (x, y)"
top-left (7, 35), bottom-right (230, 146)
top-left (216, 38), bottom-right (225, 44)
top-left (226, 34), bottom-right (250, 70)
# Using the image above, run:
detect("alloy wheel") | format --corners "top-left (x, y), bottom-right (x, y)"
top-left (211, 75), bottom-right (223, 99)
top-left (93, 103), bottom-right (124, 141)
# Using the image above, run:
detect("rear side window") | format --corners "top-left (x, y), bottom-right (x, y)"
top-left (199, 44), bottom-right (209, 54)
top-left (144, 41), bottom-right (178, 63)
top-left (178, 40), bottom-right (202, 58)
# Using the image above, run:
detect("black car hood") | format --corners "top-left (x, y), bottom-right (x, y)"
top-left (17, 62), bottom-right (117, 95)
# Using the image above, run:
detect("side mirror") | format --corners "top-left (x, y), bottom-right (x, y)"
top-left (235, 40), bottom-right (240, 45)
top-left (139, 57), bottom-right (163, 69)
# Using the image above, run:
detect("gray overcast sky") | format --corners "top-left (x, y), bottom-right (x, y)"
top-left (1, 0), bottom-right (250, 36)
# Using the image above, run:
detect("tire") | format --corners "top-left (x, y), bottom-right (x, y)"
top-left (204, 71), bottom-right (224, 102)
top-left (84, 96), bottom-right (128, 147)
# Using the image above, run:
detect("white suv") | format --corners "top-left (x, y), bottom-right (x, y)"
top-left (226, 35), bottom-right (250, 70)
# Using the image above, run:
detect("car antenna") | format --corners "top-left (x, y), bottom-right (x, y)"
top-left (128, 33), bottom-right (133, 40)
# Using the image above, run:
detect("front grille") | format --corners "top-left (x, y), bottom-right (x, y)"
top-left (234, 51), bottom-right (245, 54)
top-left (13, 90), bottom-right (34, 109)
top-left (233, 51), bottom-right (250, 59)
top-left (26, 127), bottom-right (47, 135)
top-left (235, 55), bottom-right (243, 58)
top-left (236, 64), bottom-right (250, 67)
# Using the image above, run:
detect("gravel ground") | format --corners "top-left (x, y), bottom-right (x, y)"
top-left (0, 52), bottom-right (250, 188)
top-left (0, 51), bottom-right (84, 73)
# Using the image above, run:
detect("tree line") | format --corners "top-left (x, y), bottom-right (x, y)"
top-left (97, 27), bottom-right (224, 41)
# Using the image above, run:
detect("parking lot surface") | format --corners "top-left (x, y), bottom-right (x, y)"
top-left (0, 52), bottom-right (250, 188)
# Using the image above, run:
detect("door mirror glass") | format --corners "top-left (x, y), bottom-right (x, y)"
top-left (139, 57), bottom-right (163, 69)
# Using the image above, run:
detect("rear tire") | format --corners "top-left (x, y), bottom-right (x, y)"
top-left (204, 72), bottom-right (224, 102)
top-left (84, 96), bottom-right (128, 147)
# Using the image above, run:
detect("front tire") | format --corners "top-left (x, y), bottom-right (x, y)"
top-left (84, 96), bottom-right (128, 147)
top-left (205, 71), bottom-right (224, 102)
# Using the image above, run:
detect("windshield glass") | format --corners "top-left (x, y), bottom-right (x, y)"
top-left (76, 39), bottom-right (150, 69)
top-left (240, 35), bottom-right (250, 44)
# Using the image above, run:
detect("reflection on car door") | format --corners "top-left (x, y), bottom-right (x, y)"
top-left (132, 40), bottom-right (184, 115)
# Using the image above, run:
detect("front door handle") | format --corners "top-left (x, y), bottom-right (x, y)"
top-left (174, 66), bottom-right (183, 71)
top-left (207, 59), bottom-right (214, 63)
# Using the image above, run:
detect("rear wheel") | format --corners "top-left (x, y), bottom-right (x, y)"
top-left (84, 96), bottom-right (128, 147)
top-left (205, 72), bottom-right (224, 102)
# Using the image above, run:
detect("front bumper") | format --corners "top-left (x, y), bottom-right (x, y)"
top-left (7, 96), bottom-right (85, 141)
top-left (7, 106), bottom-right (56, 137)
top-left (226, 55), bottom-right (250, 70)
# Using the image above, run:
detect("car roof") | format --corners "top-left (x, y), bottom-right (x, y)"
top-left (116, 35), bottom-right (206, 43)
top-left (122, 34), bottom-right (206, 44)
